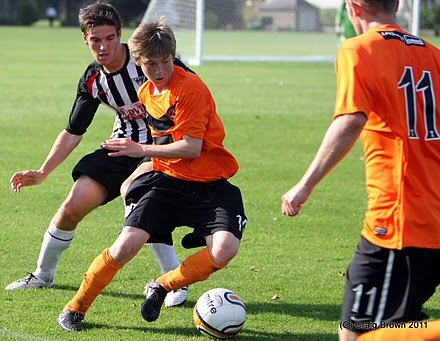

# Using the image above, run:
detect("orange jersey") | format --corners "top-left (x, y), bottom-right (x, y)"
top-left (137, 66), bottom-right (239, 182)
top-left (334, 25), bottom-right (440, 249)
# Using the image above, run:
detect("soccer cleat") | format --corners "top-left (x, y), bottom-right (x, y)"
top-left (141, 280), bottom-right (168, 322)
top-left (164, 286), bottom-right (189, 308)
top-left (144, 282), bottom-right (188, 308)
top-left (5, 273), bottom-right (54, 291)
top-left (57, 310), bottom-right (85, 332)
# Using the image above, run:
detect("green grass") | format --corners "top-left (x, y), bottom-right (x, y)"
top-left (1, 26), bottom-right (440, 340)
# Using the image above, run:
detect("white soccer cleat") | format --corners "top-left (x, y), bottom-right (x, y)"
top-left (164, 286), bottom-right (189, 307)
top-left (144, 283), bottom-right (188, 307)
top-left (5, 273), bottom-right (54, 290)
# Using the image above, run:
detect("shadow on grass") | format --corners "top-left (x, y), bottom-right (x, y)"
top-left (54, 284), bottom-right (340, 320)
top-left (84, 322), bottom-right (336, 340)
top-left (54, 284), bottom-right (339, 338)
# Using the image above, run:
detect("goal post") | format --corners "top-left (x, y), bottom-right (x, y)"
top-left (142, 0), bottom-right (420, 65)
top-left (411, 0), bottom-right (421, 36)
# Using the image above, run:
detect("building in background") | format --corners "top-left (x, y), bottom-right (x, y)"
top-left (257, 0), bottom-right (321, 32)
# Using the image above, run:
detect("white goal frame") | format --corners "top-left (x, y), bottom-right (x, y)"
top-left (144, 0), bottom-right (421, 65)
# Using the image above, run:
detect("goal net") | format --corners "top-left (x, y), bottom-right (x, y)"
top-left (141, 0), bottom-right (419, 65)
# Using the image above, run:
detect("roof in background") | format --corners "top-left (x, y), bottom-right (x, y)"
top-left (306, 0), bottom-right (341, 9)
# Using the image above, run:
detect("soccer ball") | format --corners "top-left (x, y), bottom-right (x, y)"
top-left (193, 288), bottom-right (246, 339)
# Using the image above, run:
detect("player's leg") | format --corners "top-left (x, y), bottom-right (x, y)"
top-left (338, 237), bottom-right (437, 341)
top-left (120, 159), bottom-right (152, 200)
top-left (346, 247), bottom-right (440, 341)
top-left (122, 165), bottom-right (187, 307)
top-left (147, 242), bottom-right (188, 307)
top-left (141, 231), bottom-right (242, 322)
top-left (122, 163), bottom-right (182, 274)
top-left (58, 225), bottom-right (150, 331)
top-left (152, 231), bottom-right (240, 293)
top-left (6, 149), bottom-right (141, 291)
top-left (205, 230), bottom-right (240, 264)
top-left (141, 179), bottom-right (247, 322)
top-left (339, 237), bottom-right (398, 341)
top-left (5, 176), bottom-right (106, 290)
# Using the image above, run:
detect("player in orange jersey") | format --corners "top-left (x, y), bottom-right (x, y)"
top-left (57, 19), bottom-right (247, 332)
top-left (282, 1), bottom-right (440, 340)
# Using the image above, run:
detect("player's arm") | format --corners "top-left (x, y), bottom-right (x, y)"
top-left (11, 67), bottom-right (99, 193)
top-left (101, 135), bottom-right (202, 159)
top-left (10, 130), bottom-right (83, 192)
top-left (282, 112), bottom-right (366, 217)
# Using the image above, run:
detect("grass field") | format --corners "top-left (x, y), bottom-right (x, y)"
top-left (1, 26), bottom-right (440, 340)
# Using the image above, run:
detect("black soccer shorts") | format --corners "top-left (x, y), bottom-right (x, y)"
top-left (124, 171), bottom-right (247, 246)
top-left (340, 236), bottom-right (440, 333)
top-left (72, 147), bottom-right (144, 204)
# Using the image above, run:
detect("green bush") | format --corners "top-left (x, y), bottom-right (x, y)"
top-left (16, 0), bottom-right (39, 25)
top-left (421, 6), bottom-right (434, 29)
top-left (421, 4), bottom-right (440, 35)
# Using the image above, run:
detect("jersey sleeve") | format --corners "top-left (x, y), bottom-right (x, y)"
top-left (65, 66), bottom-right (101, 135)
top-left (333, 47), bottom-right (373, 119)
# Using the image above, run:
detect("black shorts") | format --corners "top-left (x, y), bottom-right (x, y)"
top-left (124, 171), bottom-right (247, 247)
top-left (341, 236), bottom-right (440, 333)
top-left (72, 148), bottom-right (144, 204)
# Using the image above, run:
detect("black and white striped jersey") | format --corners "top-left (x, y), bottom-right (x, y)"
top-left (66, 44), bottom-right (150, 144)
top-left (66, 44), bottom-right (193, 144)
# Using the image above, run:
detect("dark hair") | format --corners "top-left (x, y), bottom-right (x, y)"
top-left (357, 0), bottom-right (398, 14)
top-left (78, 1), bottom-right (122, 34)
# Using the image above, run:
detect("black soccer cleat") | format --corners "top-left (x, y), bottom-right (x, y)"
top-left (141, 280), bottom-right (168, 322)
top-left (57, 310), bottom-right (85, 332)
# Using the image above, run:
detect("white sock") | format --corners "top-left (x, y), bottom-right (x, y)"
top-left (33, 222), bottom-right (75, 282)
top-left (149, 243), bottom-right (180, 274)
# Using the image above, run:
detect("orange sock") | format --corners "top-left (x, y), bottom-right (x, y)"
top-left (156, 247), bottom-right (225, 291)
top-left (357, 320), bottom-right (440, 341)
top-left (63, 248), bottom-right (124, 315)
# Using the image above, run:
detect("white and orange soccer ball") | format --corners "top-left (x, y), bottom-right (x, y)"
top-left (193, 288), bottom-right (246, 339)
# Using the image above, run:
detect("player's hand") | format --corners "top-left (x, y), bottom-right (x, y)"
top-left (281, 184), bottom-right (312, 217)
top-left (10, 170), bottom-right (45, 192)
top-left (101, 138), bottom-right (145, 158)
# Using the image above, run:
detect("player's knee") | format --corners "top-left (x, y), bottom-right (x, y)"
top-left (120, 179), bottom-right (130, 200)
top-left (109, 242), bottom-right (139, 265)
top-left (210, 233), bottom-right (240, 265)
top-left (56, 202), bottom-right (83, 226)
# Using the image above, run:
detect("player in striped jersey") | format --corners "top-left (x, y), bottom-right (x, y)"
top-left (6, 2), bottom-right (188, 308)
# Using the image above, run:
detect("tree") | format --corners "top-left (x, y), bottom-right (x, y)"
top-left (108, 0), bottom-right (150, 26)
top-left (17, 0), bottom-right (39, 25)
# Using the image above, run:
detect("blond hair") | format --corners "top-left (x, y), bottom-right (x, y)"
top-left (129, 19), bottom-right (176, 60)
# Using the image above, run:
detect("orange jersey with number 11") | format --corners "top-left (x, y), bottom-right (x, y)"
top-left (334, 24), bottom-right (440, 249)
